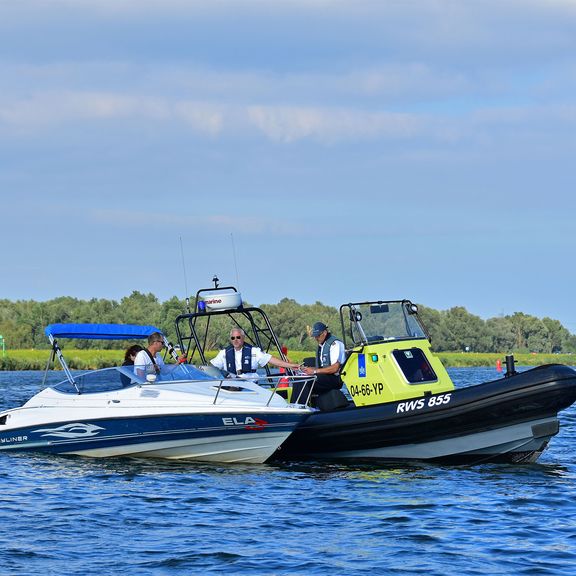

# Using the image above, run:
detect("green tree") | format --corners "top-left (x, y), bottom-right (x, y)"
top-left (261, 298), bottom-right (307, 351)
top-left (1, 291), bottom-right (576, 355)
top-left (440, 307), bottom-right (488, 352)
top-left (418, 305), bottom-right (450, 351)
top-left (485, 317), bottom-right (516, 353)
top-left (542, 317), bottom-right (573, 353)
top-left (119, 292), bottom-right (161, 326)
top-left (505, 312), bottom-right (557, 353)
top-left (159, 296), bottom-right (188, 342)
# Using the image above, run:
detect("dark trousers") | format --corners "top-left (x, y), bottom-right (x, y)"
top-left (291, 373), bottom-right (342, 405)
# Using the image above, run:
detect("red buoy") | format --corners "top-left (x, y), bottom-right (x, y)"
top-left (496, 359), bottom-right (502, 372)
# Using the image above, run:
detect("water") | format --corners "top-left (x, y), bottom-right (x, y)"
top-left (2, 368), bottom-right (576, 575)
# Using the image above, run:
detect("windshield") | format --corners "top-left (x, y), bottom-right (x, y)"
top-left (340, 301), bottom-right (427, 347)
top-left (52, 367), bottom-right (140, 394)
top-left (132, 362), bottom-right (215, 383)
top-left (53, 364), bottom-right (214, 394)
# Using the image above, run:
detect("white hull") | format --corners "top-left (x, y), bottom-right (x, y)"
top-left (307, 417), bottom-right (559, 463)
top-left (63, 430), bottom-right (293, 463)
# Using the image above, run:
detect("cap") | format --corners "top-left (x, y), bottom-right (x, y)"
top-left (311, 322), bottom-right (328, 337)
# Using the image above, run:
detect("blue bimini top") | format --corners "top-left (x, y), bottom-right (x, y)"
top-left (44, 323), bottom-right (164, 340)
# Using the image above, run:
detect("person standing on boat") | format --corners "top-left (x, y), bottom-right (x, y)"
top-left (210, 328), bottom-right (299, 379)
top-left (291, 322), bottom-right (346, 404)
top-left (134, 332), bottom-right (167, 377)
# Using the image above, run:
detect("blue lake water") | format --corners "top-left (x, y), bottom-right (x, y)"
top-left (1, 368), bottom-right (576, 575)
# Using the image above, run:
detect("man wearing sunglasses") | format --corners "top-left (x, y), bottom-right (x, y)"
top-left (210, 328), bottom-right (299, 379)
top-left (133, 332), bottom-right (167, 378)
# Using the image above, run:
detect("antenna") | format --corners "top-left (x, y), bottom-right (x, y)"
top-left (179, 236), bottom-right (190, 312)
top-left (231, 232), bottom-right (240, 288)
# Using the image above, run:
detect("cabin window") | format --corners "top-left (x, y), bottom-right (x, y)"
top-left (392, 348), bottom-right (437, 384)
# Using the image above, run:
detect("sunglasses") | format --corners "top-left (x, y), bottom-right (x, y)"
top-left (230, 335), bottom-right (243, 340)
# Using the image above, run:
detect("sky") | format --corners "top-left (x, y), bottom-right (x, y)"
top-left (1, 0), bottom-right (576, 331)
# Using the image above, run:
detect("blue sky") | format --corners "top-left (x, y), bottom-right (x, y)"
top-left (1, 0), bottom-right (576, 330)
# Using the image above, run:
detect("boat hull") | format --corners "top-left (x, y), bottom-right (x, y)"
top-left (0, 411), bottom-right (304, 464)
top-left (277, 364), bottom-right (576, 464)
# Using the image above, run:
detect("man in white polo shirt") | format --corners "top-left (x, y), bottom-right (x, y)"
top-left (133, 332), bottom-right (166, 377)
top-left (211, 328), bottom-right (299, 378)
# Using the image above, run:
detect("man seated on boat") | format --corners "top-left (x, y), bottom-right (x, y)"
top-left (210, 328), bottom-right (299, 379)
top-left (291, 322), bottom-right (346, 405)
top-left (133, 332), bottom-right (185, 379)
top-left (133, 332), bottom-right (166, 378)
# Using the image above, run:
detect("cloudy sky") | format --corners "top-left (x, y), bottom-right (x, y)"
top-left (1, 0), bottom-right (576, 330)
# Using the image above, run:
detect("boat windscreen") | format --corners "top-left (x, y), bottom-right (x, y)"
top-left (156, 364), bottom-right (214, 382)
top-left (53, 367), bottom-right (141, 394)
top-left (53, 364), bottom-right (215, 394)
top-left (343, 302), bottom-right (427, 346)
top-left (132, 363), bottom-right (215, 383)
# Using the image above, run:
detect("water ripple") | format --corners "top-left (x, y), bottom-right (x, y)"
top-left (2, 370), bottom-right (576, 575)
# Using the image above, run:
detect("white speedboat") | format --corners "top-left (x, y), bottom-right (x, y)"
top-left (0, 323), bottom-right (311, 463)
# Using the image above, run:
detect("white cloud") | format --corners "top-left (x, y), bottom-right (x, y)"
top-left (0, 91), bottom-right (225, 136)
top-left (247, 105), bottom-right (421, 143)
top-left (0, 86), bottom-right (425, 142)
top-left (1, 1), bottom-right (576, 147)
top-left (2, 85), bottom-right (576, 147)
top-left (173, 101), bottom-right (225, 136)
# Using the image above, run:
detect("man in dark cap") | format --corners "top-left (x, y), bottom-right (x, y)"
top-left (291, 321), bottom-right (346, 405)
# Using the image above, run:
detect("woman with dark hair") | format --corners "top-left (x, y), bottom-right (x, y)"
top-left (124, 344), bottom-right (143, 365)
top-left (121, 344), bottom-right (143, 387)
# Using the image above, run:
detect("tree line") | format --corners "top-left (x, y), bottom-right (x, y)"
top-left (1, 292), bottom-right (575, 354)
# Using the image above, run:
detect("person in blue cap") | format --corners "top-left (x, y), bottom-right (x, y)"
top-left (291, 321), bottom-right (346, 405)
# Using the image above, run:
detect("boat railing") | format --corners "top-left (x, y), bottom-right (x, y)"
top-left (148, 369), bottom-right (315, 407)
top-left (176, 365), bottom-right (316, 407)
top-left (246, 374), bottom-right (316, 407)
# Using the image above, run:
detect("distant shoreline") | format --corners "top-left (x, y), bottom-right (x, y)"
top-left (1, 350), bottom-right (574, 371)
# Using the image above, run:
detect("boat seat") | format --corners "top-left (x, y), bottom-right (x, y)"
top-left (316, 389), bottom-right (350, 411)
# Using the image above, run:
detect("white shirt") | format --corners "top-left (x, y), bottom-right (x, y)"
top-left (134, 349), bottom-right (165, 375)
top-left (210, 346), bottom-right (272, 378)
top-left (321, 339), bottom-right (346, 367)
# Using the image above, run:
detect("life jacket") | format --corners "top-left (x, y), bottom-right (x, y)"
top-left (225, 344), bottom-right (254, 374)
top-left (316, 334), bottom-right (340, 368)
